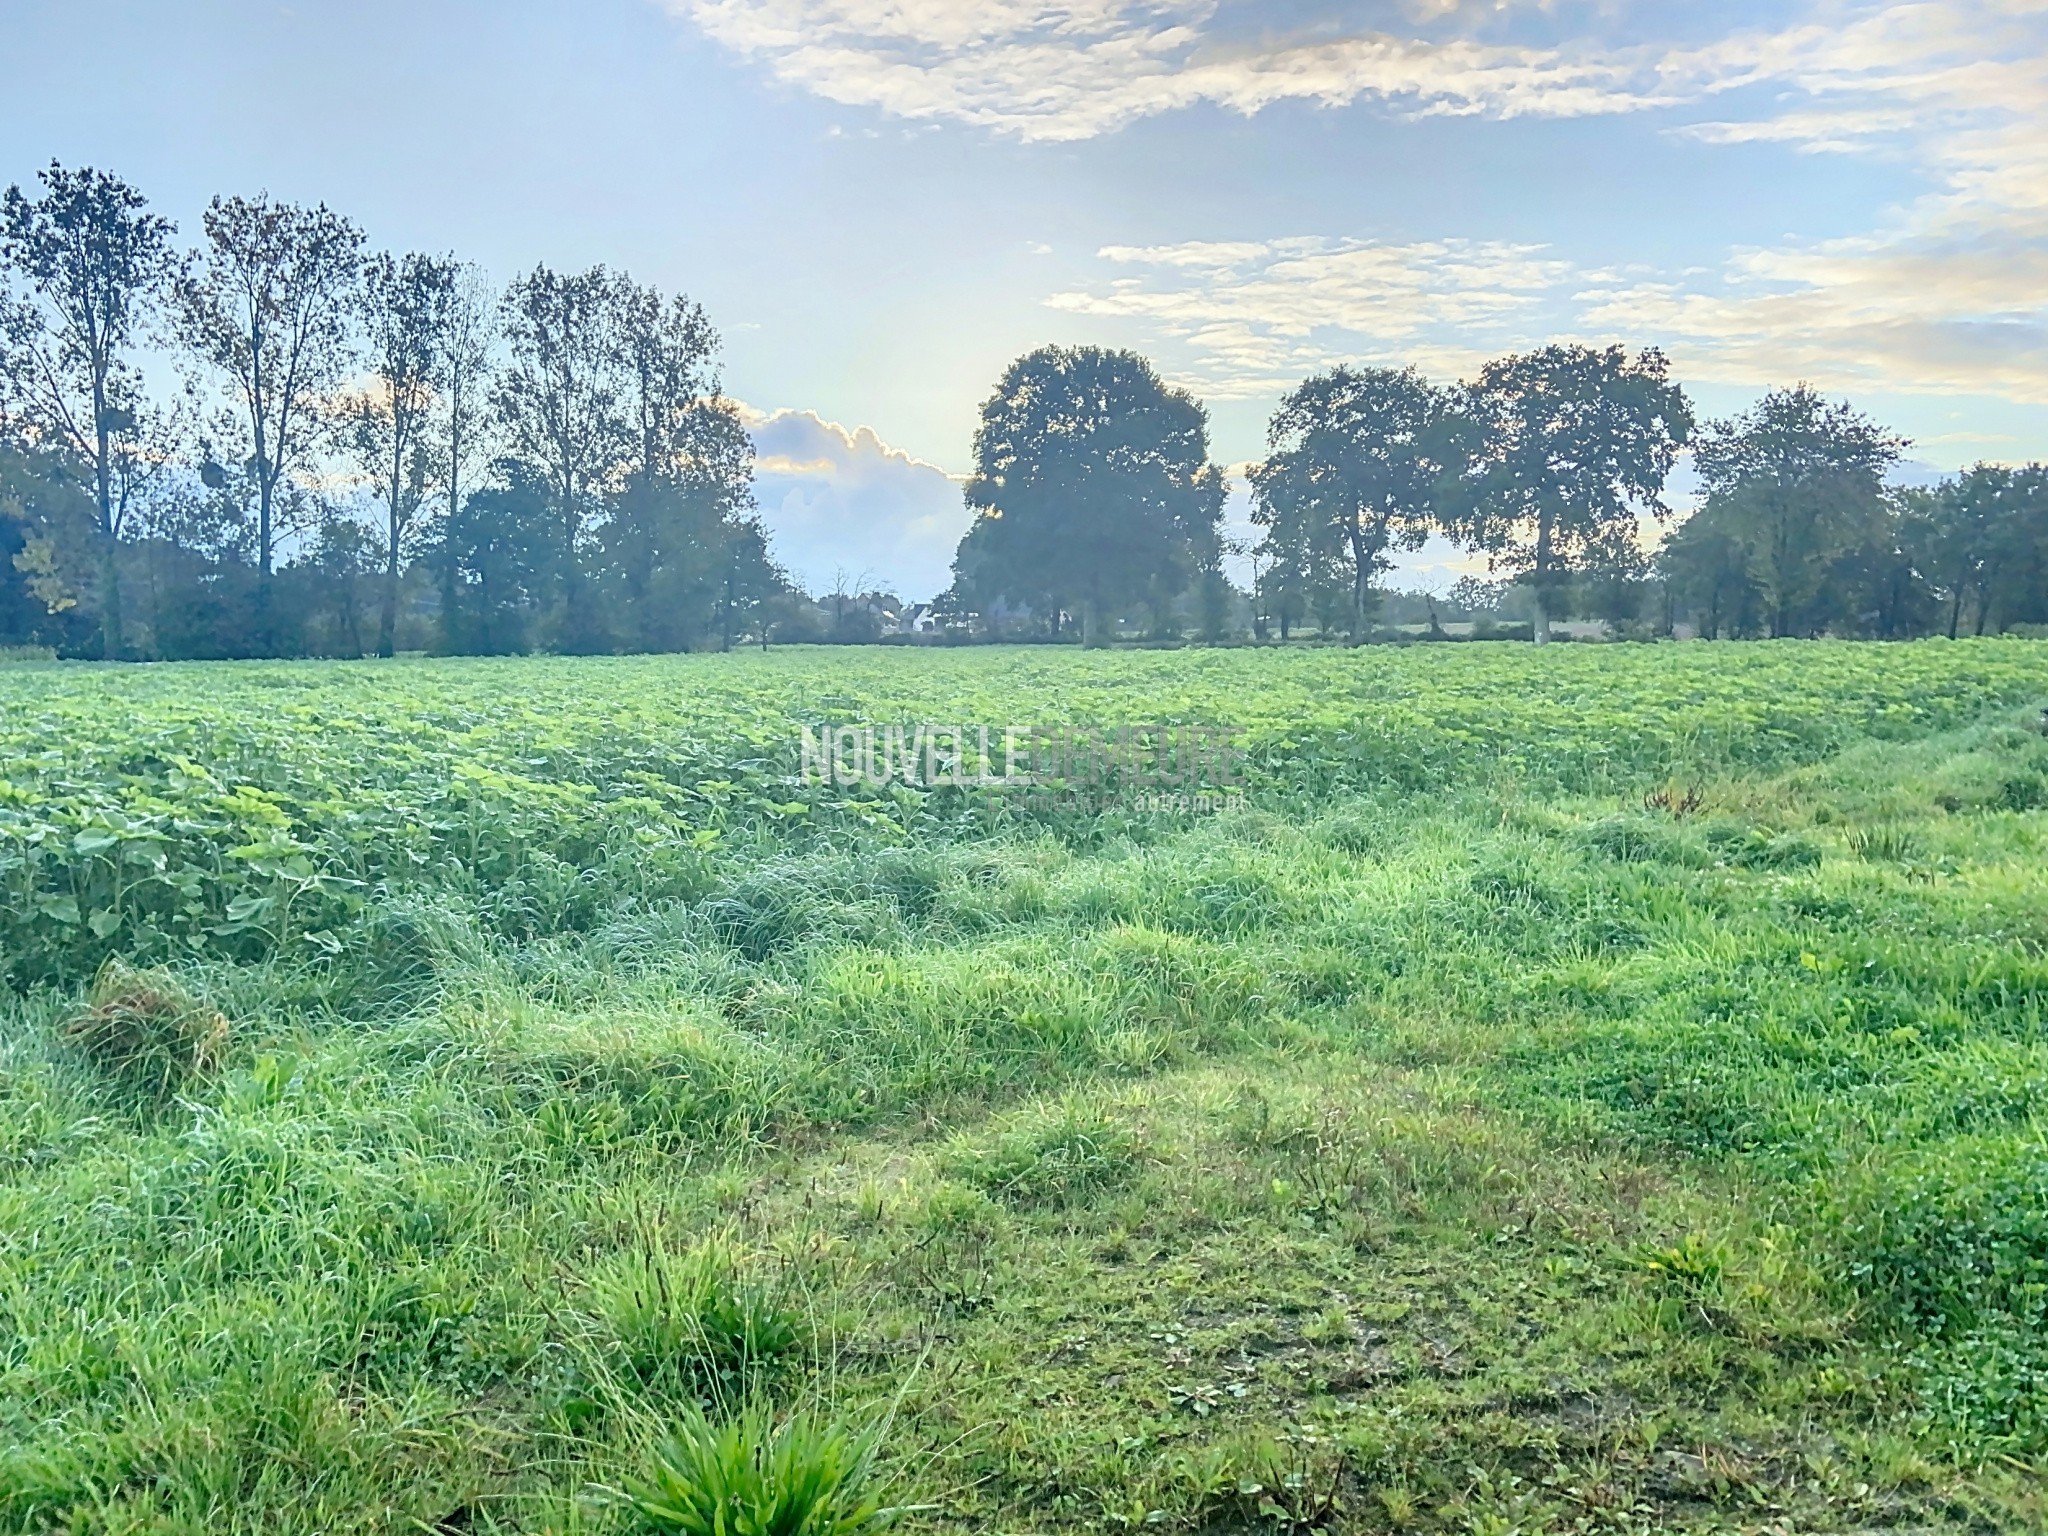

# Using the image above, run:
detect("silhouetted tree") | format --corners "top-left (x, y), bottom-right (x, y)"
top-left (493, 264), bottom-right (627, 649)
top-left (1449, 345), bottom-right (1692, 644)
top-left (1657, 517), bottom-right (1759, 638)
top-left (175, 194), bottom-right (362, 643)
top-left (434, 263), bottom-right (497, 653)
top-left (1252, 366), bottom-right (1457, 637)
top-left (1909, 464), bottom-right (2048, 637)
top-left (441, 464), bottom-right (552, 654)
top-left (1684, 386), bottom-right (1902, 638)
top-left (347, 251), bottom-right (454, 656)
top-left (0, 163), bottom-right (177, 657)
top-left (602, 274), bottom-right (756, 650)
top-left (960, 345), bottom-right (1224, 647)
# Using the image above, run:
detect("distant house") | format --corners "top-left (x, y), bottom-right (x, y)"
top-left (897, 603), bottom-right (941, 634)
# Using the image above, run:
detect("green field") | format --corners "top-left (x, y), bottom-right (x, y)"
top-left (3, 641), bottom-right (2048, 1534)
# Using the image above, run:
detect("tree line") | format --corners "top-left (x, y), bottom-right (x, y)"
top-left (946, 346), bottom-right (2048, 645)
top-left (5, 161), bottom-right (2045, 660)
top-left (1, 162), bottom-right (786, 660)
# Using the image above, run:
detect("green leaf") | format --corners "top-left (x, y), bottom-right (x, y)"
top-left (36, 894), bottom-right (81, 925)
top-left (87, 909), bottom-right (121, 939)
top-left (223, 894), bottom-right (274, 924)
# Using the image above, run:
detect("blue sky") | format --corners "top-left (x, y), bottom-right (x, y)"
top-left (5, 0), bottom-right (2045, 598)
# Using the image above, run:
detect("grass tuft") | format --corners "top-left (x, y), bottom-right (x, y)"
top-left (618, 1404), bottom-right (906, 1536)
top-left (590, 1234), bottom-right (807, 1388)
top-left (60, 960), bottom-right (229, 1099)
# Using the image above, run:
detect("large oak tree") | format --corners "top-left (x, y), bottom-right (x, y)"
top-left (1251, 366), bottom-right (1458, 638)
top-left (959, 345), bottom-right (1224, 647)
top-left (1450, 345), bottom-right (1692, 644)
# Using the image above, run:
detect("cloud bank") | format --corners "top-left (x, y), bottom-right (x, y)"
top-left (746, 407), bottom-right (971, 601)
top-left (678, 1), bottom-right (2048, 416)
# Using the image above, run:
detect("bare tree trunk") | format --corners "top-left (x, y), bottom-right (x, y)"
top-left (1349, 522), bottom-right (1370, 641)
top-left (92, 419), bottom-right (124, 659)
top-left (1081, 601), bottom-right (1105, 649)
top-left (378, 537), bottom-right (398, 658)
top-left (97, 540), bottom-right (123, 661)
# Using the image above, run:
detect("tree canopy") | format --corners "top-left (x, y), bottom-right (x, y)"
top-left (4, 159), bottom-right (2046, 659)
top-left (1250, 366), bottom-right (1458, 639)
top-left (1449, 345), bottom-right (1693, 643)
top-left (959, 345), bottom-right (1224, 646)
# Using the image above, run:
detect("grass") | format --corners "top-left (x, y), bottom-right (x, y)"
top-left (0, 643), bottom-right (2045, 1532)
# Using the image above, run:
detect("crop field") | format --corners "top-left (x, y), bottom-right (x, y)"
top-left (3, 640), bottom-right (2048, 1535)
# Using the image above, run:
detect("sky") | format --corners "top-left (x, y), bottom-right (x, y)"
top-left (4, 0), bottom-right (2046, 599)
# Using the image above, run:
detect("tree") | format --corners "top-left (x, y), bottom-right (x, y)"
top-left (1657, 515), bottom-right (1759, 638)
top-left (717, 516), bottom-right (787, 651)
top-left (1908, 464), bottom-right (2048, 637)
top-left (493, 264), bottom-right (628, 649)
top-left (1196, 536), bottom-right (1238, 644)
top-left (601, 274), bottom-right (755, 651)
top-left (1450, 345), bottom-right (1692, 644)
top-left (0, 163), bottom-right (177, 657)
top-left (1251, 500), bottom-right (1345, 642)
top-left (293, 505), bottom-right (379, 657)
top-left (347, 251), bottom-right (454, 656)
top-left (1984, 466), bottom-right (2048, 630)
top-left (441, 463), bottom-right (552, 655)
top-left (1251, 366), bottom-right (1456, 638)
top-left (434, 264), bottom-right (497, 653)
top-left (1687, 386), bottom-right (1902, 639)
top-left (175, 194), bottom-right (363, 642)
top-left (0, 438), bottom-right (99, 647)
top-left (960, 345), bottom-right (1224, 647)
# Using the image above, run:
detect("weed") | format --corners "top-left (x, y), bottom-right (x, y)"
top-left (950, 1102), bottom-right (1143, 1206)
top-left (1644, 782), bottom-right (1706, 818)
top-left (1849, 823), bottom-right (1921, 862)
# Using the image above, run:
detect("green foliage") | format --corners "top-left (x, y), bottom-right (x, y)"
top-left (0, 644), bottom-right (2044, 1530)
top-left (1250, 365), bottom-right (1456, 639)
top-left (590, 1235), bottom-right (805, 1386)
top-left (1447, 344), bottom-right (1693, 641)
top-left (619, 1406), bottom-right (904, 1536)
top-left (960, 346), bottom-right (1226, 647)
top-left (5, 642), bottom-right (2043, 990)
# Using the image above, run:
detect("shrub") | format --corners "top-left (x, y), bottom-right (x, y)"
top-left (619, 1405), bottom-right (906, 1536)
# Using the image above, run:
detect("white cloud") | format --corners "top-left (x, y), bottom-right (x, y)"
top-left (1020, 1), bottom-right (2048, 411)
top-left (1052, 215), bottom-right (2048, 410)
top-left (1049, 236), bottom-right (1573, 396)
top-left (670, 0), bottom-right (1679, 142)
top-left (690, 2), bottom-right (2045, 454)
top-left (743, 406), bottom-right (970, 600)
